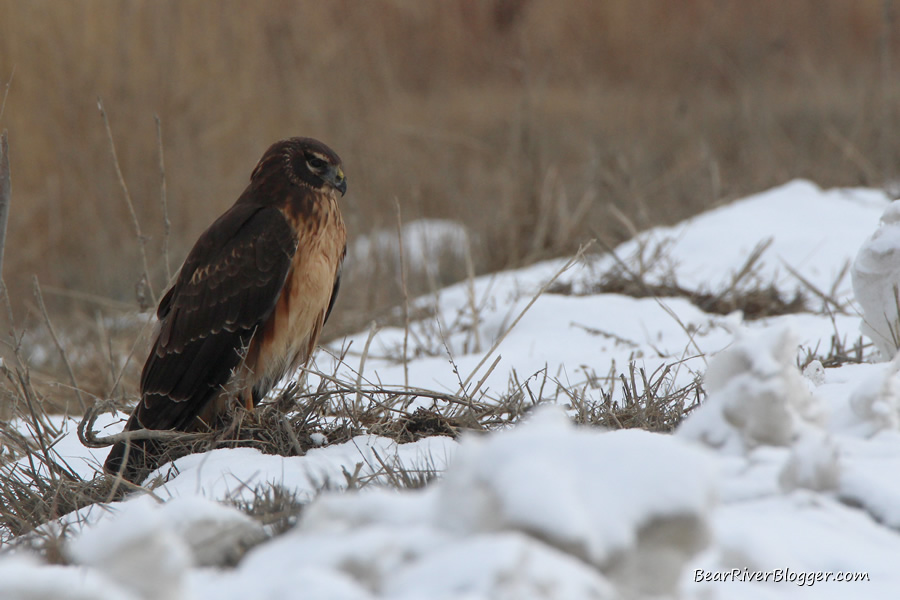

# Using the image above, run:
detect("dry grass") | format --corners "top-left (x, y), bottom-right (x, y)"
top-left (568, 361), bottom-right (704, 432)
top-left (0, 359), bottom-right (131, 547)
top-left (1, 338), bottom-right (704, 549)
top-left (550, 237), bottom-right (811, 320)
top-left (0, 236), bottom-right (859, 552)
top-left (228, 484), bottom-right (307, 541)
top-left (0, 216), bottom-right (860, 550)
top-left (0, 0), bottom-right (898, 333)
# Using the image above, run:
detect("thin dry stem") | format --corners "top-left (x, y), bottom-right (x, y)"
top-left (714, 237), bottom-right (773, 302)
top-left (0, 130), bottom-right (11, 334)
top-left (155, 115), bottom-right (172, 283)
top-left (596, 237), bottom-right (708, 364)
top-left (395, 199), bottom-right (410, 387)
top-left (0, 131), bottom-right (10, 281)
top-left (77, 401), bottom-right (207, 448)
top-left (98, 97), bottom-right (156, 305)
top-left (463, 241), bottom-right (482, 353)
top-left (880, 0), bottom-right (895, 187)
top-left (782, 260), bottom-right (846, 313)
top-left (32, 276), bottom-right (86, 413)
top-left (356, 322), bottom-right (379, 411)
top-left (105, 311), bottom-right (155, 401)
top-left (468, 354), bottom-right (502, 400)
top-left (459, 241), bottom-right (593, 393)
top-left (825, 126), bottom-right (879, 184)
top-left (0, 67), bottom-right (12, 123)
top-left (37, 284), bottom-right (136, 311)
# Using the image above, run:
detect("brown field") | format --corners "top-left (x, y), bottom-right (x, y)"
top-left (0, 0), bottom-right (897, 351)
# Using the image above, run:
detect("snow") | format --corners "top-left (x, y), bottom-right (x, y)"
top-left (67, 499), bottom-right (192, 600)
top-left (599, 179), bottom-right (886, 301)
top-left (5, 179), bottom-right (900, 598)
top-left (0, 555), bottom-right (139, 600)
top-left (346, 219), bottom-right (475, 289)
top-left (429, 409), bottom-right (714, 596)
top-left (350, 219), bottom-right (473, 272)
top-left (852, 200), bottom-right (900, 357)
top-left (148, 435), bottom-right (456, 504)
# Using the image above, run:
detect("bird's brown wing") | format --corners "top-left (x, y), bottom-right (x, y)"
top-left (105, 203), bottom-right (297, 478)
top-left (121, 204), bottom-right (296, 434)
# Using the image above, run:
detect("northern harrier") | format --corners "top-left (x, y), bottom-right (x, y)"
top-left (104, 137), bottom-right (347, 481)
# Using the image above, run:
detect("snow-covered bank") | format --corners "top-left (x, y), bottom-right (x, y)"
top-left (4, 179), bottom-right (900, 599)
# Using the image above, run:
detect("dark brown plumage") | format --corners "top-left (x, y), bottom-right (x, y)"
top-left (105, 137), bottom-right (347, 482)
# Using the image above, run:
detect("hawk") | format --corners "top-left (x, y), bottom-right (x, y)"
top-left (104, 137), bottom-right (347, 482)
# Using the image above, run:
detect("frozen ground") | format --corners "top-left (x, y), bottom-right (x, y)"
top-left (3, 179), bottom-right (900, 598)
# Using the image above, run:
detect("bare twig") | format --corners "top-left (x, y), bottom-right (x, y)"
top-left (32, 276), bottom-right (86, 413)
top-left (714, 237), bottom-right (772, 301)
top-left (463, 240), bottom-right (482, 353)
top-left (596, 237), bottom-right (707, 364)
top-left (98, 98), bottom-right (156, 304)
top-left (77, 401), bottom-right (205, 448)
top-left (781, 260), bottom-right (846, 313)
top-left (395, 199), bottom-right (410, 387)
top-left (297, 365), bottom-right (468, 407)
top-left (278, 414), bottom-right (304, 456)
top-left (829, 260), bottom-right (851, 302)
top-left (106, 310), bottom-right (156, 400)
top-left (458, 241), bottom-right (593, 393)
top-left (468, 354), bottom-right (502, 400)
top-left (0, 67), bottom-right (13, 123)
top-left (0, 131), bottom-right (10, 282)
top-left (0, 130), bottom-right (12, 332)
top-left (155, 115), bottom-right (172, 282)
top-left (881, 0), bottom-right (895, 188)
top-left (37, 284), bottom-right (136, 311)
top-left (356, 322), bottom-right (378, 411)
top-left (825, 126), bottom-right (879, 184)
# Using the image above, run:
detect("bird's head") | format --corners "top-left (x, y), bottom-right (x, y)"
top-left (251, 137), bottom-right (347, 197)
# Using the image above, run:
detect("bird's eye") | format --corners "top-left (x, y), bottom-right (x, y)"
top-left (307, 157), bottom-right (327, 170)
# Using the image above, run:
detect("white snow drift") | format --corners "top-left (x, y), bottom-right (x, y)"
top-left (4, 180), bottom-right (900, 599)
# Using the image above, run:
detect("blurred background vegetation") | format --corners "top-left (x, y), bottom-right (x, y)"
top-left (0, 0), bottom-right (898, 336)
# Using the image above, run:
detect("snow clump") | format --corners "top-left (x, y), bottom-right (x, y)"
top-left (678, 327), bottom-right (825, 453)
top-left (852, 200), bottom-right (900, 359)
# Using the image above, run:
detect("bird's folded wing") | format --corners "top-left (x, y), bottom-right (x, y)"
top-left (137, 204), bottom-right (297, 429)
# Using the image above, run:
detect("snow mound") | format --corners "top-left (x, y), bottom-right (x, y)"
top-left (778, 431), bottom-right (841, 493)
top-left (382, 532), bottom-right (616, 600)
top-left (848, 354), bottom-right (900, 431)
top-left (66, 500), bottom-right (191, 600)
top-left (594, 179), bottom-right (888, 301)
top-left (678, 327), bottom-right (825, 453)
top-left (0, 555), bottom-right (138, 600)
top-left (852, 200), bottom-right (900, 359)
top-left (146, 435), bottom-right (456, 503)
top-left (12, 179), bottom-right (900, 598)
top-left (293, 408), bottom-right (715, 598)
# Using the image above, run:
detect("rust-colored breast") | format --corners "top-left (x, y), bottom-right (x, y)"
top-left (247, 188), bottom-right (346, 398)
